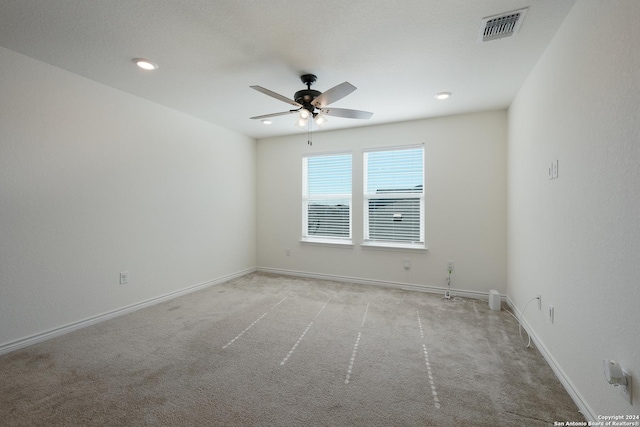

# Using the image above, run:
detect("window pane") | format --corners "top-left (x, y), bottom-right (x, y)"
top-left (368, 198), bottom-right (420, 242)
top-left (307, 199), bottom-right (350, 237)
top-left (307, 155), bottom-right (351, 196)
top-left (365, 148), bottom-right (423, 195)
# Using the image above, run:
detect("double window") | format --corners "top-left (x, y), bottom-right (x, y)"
top-left (302, 145), bottom-right (424, 249)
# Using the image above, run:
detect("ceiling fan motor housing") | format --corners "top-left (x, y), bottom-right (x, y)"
top-left (296, 74), bottom-right (320, 114)
top-left (294, 89), bottom-right (321, 113)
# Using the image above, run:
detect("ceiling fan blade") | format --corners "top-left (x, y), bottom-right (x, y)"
top-left (320, 107), bottom-right (373, 120)
top-left (250, 110), bottom-right (298, 120)
top-left (250, 86), bottom-right (301, 107)
top-left (312, 82), bottom-right (356, 108)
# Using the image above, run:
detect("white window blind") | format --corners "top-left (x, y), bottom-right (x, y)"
top-left (363, 145), bottom-right (424, 246)
top-left (302, 152), bottom-right (352, 242)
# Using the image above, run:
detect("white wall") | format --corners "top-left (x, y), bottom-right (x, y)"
top-left (257, 111), bottom-right (507, 295)
top-left (508, 0), bottom-right (640, 417)
top-left (0, 47), bottom-right (256, 349)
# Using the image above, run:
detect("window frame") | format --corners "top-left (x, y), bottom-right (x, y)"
top-left (362, 144), bottom-right (426, 250)
top-left (301, 150), bottom-right (353, 245)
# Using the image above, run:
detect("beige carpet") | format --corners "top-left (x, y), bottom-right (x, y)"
top-left (1, 273), bottom-right (584, 426)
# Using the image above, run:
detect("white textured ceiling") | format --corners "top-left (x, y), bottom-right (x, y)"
top-left (0, 0), bottom-right (576, 139)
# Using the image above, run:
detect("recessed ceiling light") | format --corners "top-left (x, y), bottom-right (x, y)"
top-left (434, 92), bottom-right (452, 100)
top-left (134, 58), bottom-right (158, 71)
top-left (261, 119), bottom-right (272, 125)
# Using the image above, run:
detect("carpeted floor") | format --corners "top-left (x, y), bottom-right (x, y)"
top-left (0, 273), bottom-right (584, 426)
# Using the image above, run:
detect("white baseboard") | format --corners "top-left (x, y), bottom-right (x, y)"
top-left (0, 268), bottom-right (255, 356)
top-left (257, 266), bottom-right (502, 302)
top-left (505, 296), bottom-right (596, 422)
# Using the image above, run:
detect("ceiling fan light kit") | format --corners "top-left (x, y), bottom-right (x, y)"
top-left (299, 108), bottom-right (311, 120)
top-left (250, 74), bottom-right (373, 132)
top-left (314, 113), bottom-right (328, 127)
top-left (295, 116), bottom-right (308, 129)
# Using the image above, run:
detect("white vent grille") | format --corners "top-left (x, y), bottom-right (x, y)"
top-left (478, 8), bottom-right (528, 43)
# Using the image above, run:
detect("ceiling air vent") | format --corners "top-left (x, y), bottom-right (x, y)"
top-left (478, 8), bottom-right (528, 43)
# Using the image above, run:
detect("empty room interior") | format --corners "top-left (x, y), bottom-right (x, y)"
top-left (1, 0), bottom-right (638, 425)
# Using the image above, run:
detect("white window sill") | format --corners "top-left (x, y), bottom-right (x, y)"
top-left (360, 241), bottom-right (427, 252)
top-left (300, 238), bottom-right (354, 248)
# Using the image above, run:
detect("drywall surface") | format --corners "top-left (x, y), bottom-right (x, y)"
top-left (0, 47), bottom-right (256, 347)
top-left (257, 111), bottom-right (507, 294)
top-left (508, 0), bottom-right (640, 417)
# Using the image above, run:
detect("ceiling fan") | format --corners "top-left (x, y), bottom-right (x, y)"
top-left (250, 74), bottom-right (373, 128)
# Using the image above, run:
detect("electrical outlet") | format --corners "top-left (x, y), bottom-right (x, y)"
top-left (548, 304), bottom-right (554, 323)
top-left (537, 293), bottom-right (541, 310)
top-left (447, 260), bottom-right (454, 272)
top-left (403, 259), bottom-right (411, 270)
top-left (120, 271), bottom-right (129, 285)
top-left (285, 248), bottom-right (291, 257)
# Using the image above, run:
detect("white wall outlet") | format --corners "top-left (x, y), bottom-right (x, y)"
top-left (120, 271), bottom-right (129, 285)
top-left (403, 259), bottom-right (411, 270)
top-left (537, 293), bottom-right (541, 310)
top-left (447, 260), bottom-right (454, 272)
top-left (285, 248), bottom-right (291, 257)
top-left (548, 304), bottom-right (554, 323)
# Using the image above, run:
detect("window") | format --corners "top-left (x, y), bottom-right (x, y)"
top-left (363, 145), bottom-right (424, 248)
top-left (302, 152), bottom-right (352, 243)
